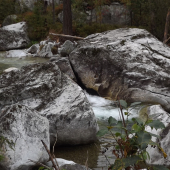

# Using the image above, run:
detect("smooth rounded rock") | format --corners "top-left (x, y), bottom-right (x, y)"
top-left (69, 28), bottom-right (170, 112)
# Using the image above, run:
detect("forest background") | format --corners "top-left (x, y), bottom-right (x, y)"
top-left (0, 0), bottom-right (170, 43)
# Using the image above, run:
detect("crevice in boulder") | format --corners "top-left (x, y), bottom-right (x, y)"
top-left (68, 58), bottom-right (99, 96)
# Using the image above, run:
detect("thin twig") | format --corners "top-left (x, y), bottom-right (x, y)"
top-left (41, 140), bottom-right (59, 170)
top-left (85, 150), bottom-right (89, 170)
top-left (29, 159), bottom-right (51, 170)
top-left (53, 154), bottom-right (61, 170)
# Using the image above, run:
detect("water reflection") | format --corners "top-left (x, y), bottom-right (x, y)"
top-left (0, 51), bottom-right (49, 73)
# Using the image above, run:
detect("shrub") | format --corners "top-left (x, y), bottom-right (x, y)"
top-left (0, 0), bottom-right (15, 24)
top-left (73, 22), bottom-right (120, 37)
top-left (97, 100), bottom-right (169, 170)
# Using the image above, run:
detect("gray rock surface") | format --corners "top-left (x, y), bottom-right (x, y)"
top-left (69, 28), bottom-right (170, 112)
top-left (0, 104), bottom-right (49, 170)
top-left (0, 22), bottom-right (30, 51)
top-left (27, 44), bottom-right (40, 54)
top-left (2, 15), bottom-right (17, 27)
top-left (58, 40), bottom-right (75, 57)
top-left (54, 57), bottom-right (77, 81)
top-left (145, 105), bottom-right (170, 166)
top-left (0, 62), bottom-right (98, 145)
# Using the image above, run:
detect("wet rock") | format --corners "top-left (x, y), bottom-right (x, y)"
top-left (0, 22), bottom-right (30, 51)
top-left (146, 105), bottom-right (170, 166)
top-left (0, 62), bottom-right (98, 145)
top-left (6, 49), bottom-right (32, 58)
top-left (3, 67), bottom-right (19, 73)
top-left (0, 104), bottom-right (49, 170)
top-left (69, 28), bottom-right (170, 112)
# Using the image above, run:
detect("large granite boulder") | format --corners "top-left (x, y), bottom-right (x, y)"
top-left (0, 62), bottom-right (98, 145)
top-left (0, 22), bottom-right (30, 51)
top-left (145, 105), bottom-right (170, 166)
top-left (0, 104), bottom-right (49, 170)
top-left (69, 28), bottom-right (170, 112)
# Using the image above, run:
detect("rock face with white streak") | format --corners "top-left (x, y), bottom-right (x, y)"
top-left (69, 28), bottom-right (170, 112)
top-left (0, 104), bottom-right (49, 170)
top-left (0, 62), bottom-right (98, 145)
top-left (0, 22), bottom-right (30, 51)
top-left (145, 105), bottom-right (170, 166)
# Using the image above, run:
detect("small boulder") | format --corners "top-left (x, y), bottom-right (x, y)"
top-left (6, 49), bottom-right (32, 58)
top-left (27, 44), bottom-right (40, 54)
top-left (0, 104), bottom-right (50, 170)
top-left (58, 40), bottom-right (75, 57)
top-left (3, 67), bottom-right (19, 73)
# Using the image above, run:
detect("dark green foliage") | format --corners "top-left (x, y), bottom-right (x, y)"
top-left (97, 100), bottom-right (168, 170)
top-left (0, 0), bottom-right (15, 24)
top-left (73, 23), bottom-right (120, 37)
top-left (128, 0), bottom-right (170, 40)
top-left (25, 2), bottom-right (49, 41)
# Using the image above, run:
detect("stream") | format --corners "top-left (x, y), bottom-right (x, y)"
top-left (55, 92), bottom-right (141, 170)
top-left (0, 51), bottom-right (141, 170)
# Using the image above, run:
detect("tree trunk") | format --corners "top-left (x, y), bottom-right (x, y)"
top-left (163, 8), bottom-right (170, 43)
top-left (52, 0), bottom-right (55, 24)
top-left (63, 0), bottom-right (72, 35)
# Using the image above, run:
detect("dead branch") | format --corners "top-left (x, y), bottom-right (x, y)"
top-left (164, 36), bottom-right (170, 44)
top-left (49, 33), bottom-right (84, 40)
top-left (29, 159), bottom-right (51, 170)
top-left (41, 140), bottom-right (59, 170)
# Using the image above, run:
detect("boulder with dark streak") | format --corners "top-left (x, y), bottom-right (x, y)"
top-left (69, 28), bottom-right (170, 112)
top-left (0, 62), bottom-right (98, 145)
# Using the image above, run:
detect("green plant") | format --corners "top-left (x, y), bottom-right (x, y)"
top-left (38, 167), bottom-right (52, 170)
top-left (0, 136), bottom-right (15, 161)
top-left (97, 100), bottom-right (168, 170)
